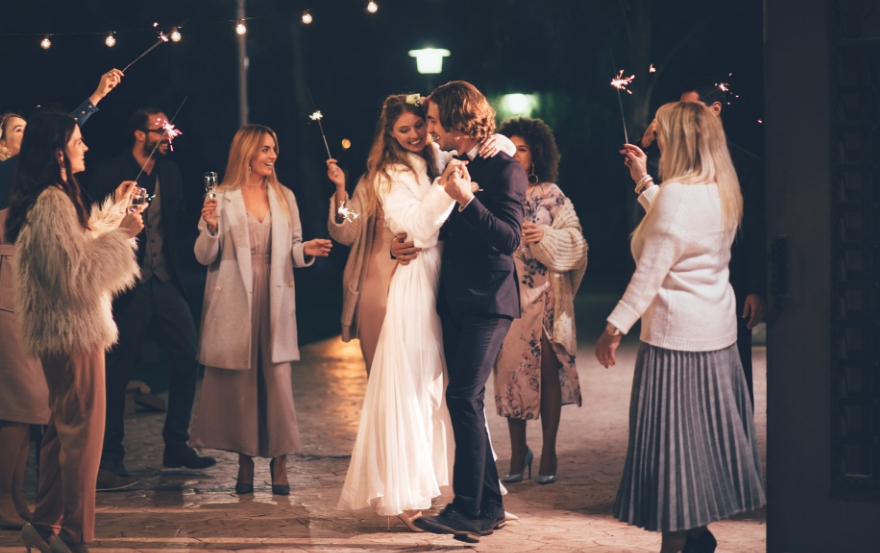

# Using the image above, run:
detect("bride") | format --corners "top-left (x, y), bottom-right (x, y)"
top-left (337, 93), bottom-right (511, 529)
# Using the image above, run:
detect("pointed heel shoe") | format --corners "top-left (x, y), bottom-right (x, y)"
top-left (269, 459), bottom-right (290, 496)
top-left (21, 524), bottom-right (51, 553)
top-left (502, 447), bottom-right (534, 483)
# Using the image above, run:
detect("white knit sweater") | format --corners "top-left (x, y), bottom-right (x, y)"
top-left (607, 182), bottom-right (738, 352)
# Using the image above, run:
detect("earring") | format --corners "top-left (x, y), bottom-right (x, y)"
top-left (528, 165), bottom-right (539, 185)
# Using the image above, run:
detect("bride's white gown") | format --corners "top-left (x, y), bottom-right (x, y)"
top-left (337, 153), bottom-right (459, 515)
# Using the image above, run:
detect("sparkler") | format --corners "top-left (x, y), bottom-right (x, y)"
top-left (649, 64), bottom-right (656, 73)
top-left (307, 89), bottom-right (333, 159)
top-left (122, 30), bottom-right (169, 73)
top-left (337, 200), bottom-right (360, 224)
top-left (610, 69), bottom-right (635, 143)
top-left (133, 96), bottom-right (188, 184)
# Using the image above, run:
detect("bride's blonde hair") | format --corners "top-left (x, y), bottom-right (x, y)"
top-left (220, 124), bottom-right (291, 223)
top-left (636, 101), bottom-right (742, 237)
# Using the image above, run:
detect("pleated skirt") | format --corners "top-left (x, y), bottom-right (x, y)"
top-left (613, 342), bottom-right (766, 532)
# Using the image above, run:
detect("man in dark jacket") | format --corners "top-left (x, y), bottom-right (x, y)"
top-left (681, 81), bottom-right (767, 403)
top-left (87, 107), bottom-right (214, 490)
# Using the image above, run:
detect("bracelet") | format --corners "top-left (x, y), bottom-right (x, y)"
top-left (635, 174), bottom-right (653, 194)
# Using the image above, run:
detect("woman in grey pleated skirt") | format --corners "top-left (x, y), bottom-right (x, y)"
top-left (597, 101), bottom-right (765, 553)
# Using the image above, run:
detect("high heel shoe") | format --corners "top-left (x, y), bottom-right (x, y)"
top-left (536, 454), bottom-right (557, 484)
top-left (235, 458), bottom-right (254, 495)
top-left (502, 447), bottom-right (533, 483)
top-left (269, 459), bottom-right (290, 496)
top-left (20, 523), bottom-right (51, 553)
top-left (49, 535), bottom-right (89, 553)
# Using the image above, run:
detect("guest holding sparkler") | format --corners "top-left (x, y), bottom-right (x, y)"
top-left (598, 101), bottom-right (765, 553)
top-left (87, 107), bottom-right (215, 492)
top-left (6, 112), bottom-right (142, 553)
top-left (0, 69), bottom-right (123, 530)
top-left (188, 124), bottom-right (331, 495)
top-left (492, 117), bottom-right (587, 486)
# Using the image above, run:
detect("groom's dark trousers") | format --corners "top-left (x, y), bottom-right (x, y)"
top-left (438, 152), bottom-right (527, 518)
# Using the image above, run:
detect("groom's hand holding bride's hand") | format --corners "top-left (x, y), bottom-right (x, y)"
top-left (442, 159), bottom-right (474, 207)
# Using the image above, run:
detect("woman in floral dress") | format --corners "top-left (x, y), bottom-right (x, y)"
top-left (493, 117), bottom-right (588, 484)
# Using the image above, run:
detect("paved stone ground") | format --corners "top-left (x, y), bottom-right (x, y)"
top-left (0, 301), bottom-right (767, 552)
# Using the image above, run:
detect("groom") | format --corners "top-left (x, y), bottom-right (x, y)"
top-left (415, 81), bottom-right (527, 542)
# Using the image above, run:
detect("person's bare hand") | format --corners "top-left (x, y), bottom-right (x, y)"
top-left (639, 119), bottom-right (658, 148)
top-left (620, 144), bottom-right (649, 185)
top-left (443, 161), bottom-right (474, 206)
top-left (595, 331), bottom-right (622, 368)
top-left (304, 238), bottom-right (333, 257)
top-left (326, 158), bottom-right (345, 188)
top-left (90, 69), bottom-right (124, 105)
top-left (522, 221), bottom-right (544, 244)
top-left (391, 232), bottom-right (420, 265)
top-left (119, 212), bottom-right (144, 238)
top-left (742, 294), bottom-right (767, 330)
top-left (202, 198), bottom-right (219, 234)
top-left (478, 135), bottom-right (501, 158)
top-left (114, 180), bottom-right (137, 204)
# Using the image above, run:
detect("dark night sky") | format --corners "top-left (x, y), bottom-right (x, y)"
top-left (2, 0), bottom-right (764, 345)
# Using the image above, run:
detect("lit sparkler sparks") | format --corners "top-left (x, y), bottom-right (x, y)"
top-left (161, 121), bottom-right (182, 151)
top-left (611, 70), bottom-right (636, 94)
top-left (337, 200), bottom-right (360, 224)
top-left (649, 64), bottom-right (656, 73)
top-left (122, 29), bottom-right (171, 73)
top-left (716, 82), bottom-right (730, 92)
top-left (309, 111), bottom-right (322, 121)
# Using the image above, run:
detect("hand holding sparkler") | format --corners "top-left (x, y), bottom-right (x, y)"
top-left (89, 69), bottom-right (124, 106)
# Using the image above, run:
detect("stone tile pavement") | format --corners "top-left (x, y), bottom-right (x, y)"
top-left (0, 337), bottom-right (766, 552)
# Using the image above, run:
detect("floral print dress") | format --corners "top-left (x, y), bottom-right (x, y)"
top-left (493, 183), bottom-right (582, 420)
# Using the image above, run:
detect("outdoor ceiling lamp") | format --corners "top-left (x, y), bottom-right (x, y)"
top-left (408, 48), bottom-right (450, 74)
top-left (500, 93), bottom-right (539, 117)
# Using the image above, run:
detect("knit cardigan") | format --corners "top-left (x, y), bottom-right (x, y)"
top-left (606, 182), bottom-right (738, 352)
top-left (528, 197), bottom-right (588, 355)
top-left (14, 188), bottom-right (139, 356)
top-left (328, 178), bottom-right (375, 342)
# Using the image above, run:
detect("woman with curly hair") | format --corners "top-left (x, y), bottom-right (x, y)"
top-left (493, 117), bottom-right (588, 485)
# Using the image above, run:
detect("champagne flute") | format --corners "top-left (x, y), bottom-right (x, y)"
top-left (128, 187), bottom-right (147, 213)
top-left (204, 172), bottom-right (219, 219)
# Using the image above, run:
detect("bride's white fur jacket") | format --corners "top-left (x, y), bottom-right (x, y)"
top-left (13, 187), bottom-right (139, 357)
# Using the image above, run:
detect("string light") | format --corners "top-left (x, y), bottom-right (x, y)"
top-left (170, 27), bottom-right (181, 42)
top-left (367, 1), bottom-right (378, 13)
top-left (341, 138), bottom-right (351, 149)
top-left (40, 34), bottom-right (51, 49)
top-left (302, 10), bottom-right (313, 24)
top-left (105, 32), bottom-right (116, 47)
top-left (235, 20), bottom-right (247, 35)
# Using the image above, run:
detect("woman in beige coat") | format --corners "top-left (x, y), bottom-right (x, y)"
top-left (6, 112), bottom-right (142, 553)
top-left (493, 117), bottom-right (588, 486)
top-left (188, 125), bottom-right (332, 496)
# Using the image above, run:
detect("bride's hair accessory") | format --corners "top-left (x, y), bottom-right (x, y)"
top-left (405, 94), bottom-right (423, 107)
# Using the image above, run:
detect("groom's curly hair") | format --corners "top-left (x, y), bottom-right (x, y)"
top-left (429, 81), bottom-right (496, 142)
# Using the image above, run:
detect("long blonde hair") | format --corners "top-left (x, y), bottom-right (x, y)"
top-left (637, 101), bottom-right (742, 236)
top-left (220, 124), bottom-right (291, 223)
top-left (363, 94), bottom-right (438, 217)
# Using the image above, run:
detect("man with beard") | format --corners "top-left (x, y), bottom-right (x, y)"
top-left (87, 107), bottom-right (215, 491)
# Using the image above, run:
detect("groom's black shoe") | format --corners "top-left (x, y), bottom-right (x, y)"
top-left (414, 504), bottom-right (483, 543)
top-left (479, 503), bottom-right (506, 533)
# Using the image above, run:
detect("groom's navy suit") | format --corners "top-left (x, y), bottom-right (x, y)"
top-left (438, 150), bottom-right (527, 518)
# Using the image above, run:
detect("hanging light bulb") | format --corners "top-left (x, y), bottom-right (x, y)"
top-left (235, 20), bottom-right (247, 35)
top-left (40, 35), bottom-right (51, 49)
top-left (170, 27), bottom-right (181, 42)
top-left (105, 32), bottom-right (116, 47)
top-left (367, 1), bottom-right (378, 13)
top-left (302, 10), bottom-right (313, 24)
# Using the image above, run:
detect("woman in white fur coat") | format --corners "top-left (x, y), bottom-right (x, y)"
top-left (187, 125), bottom-right (332, 496)
top-left (5, 112), bottom-right (143, 553)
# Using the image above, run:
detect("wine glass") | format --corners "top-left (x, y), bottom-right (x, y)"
top-left (204, 172), bottom-right (219, 219)
top-left (128, 187), bottom-right (147, 213)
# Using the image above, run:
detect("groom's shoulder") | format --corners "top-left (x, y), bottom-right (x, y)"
top-left (478, 151), bottom-right (525, 177)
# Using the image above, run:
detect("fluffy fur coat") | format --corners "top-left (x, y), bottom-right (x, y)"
top-left (14, 187), bottom-right (139, 356)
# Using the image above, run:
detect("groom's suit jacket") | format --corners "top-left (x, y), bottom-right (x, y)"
top-left (438, 152), bottom-right (527, 319)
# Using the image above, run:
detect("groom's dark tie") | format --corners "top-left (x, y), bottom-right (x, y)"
top-left (453, 153), bottom-right (470, 162)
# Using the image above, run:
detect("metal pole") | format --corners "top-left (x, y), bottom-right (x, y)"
top-left (237, 0), bottom-right (249, 126)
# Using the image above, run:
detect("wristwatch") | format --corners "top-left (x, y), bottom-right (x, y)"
top-left (605, 323), bottom-right (622, 336)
